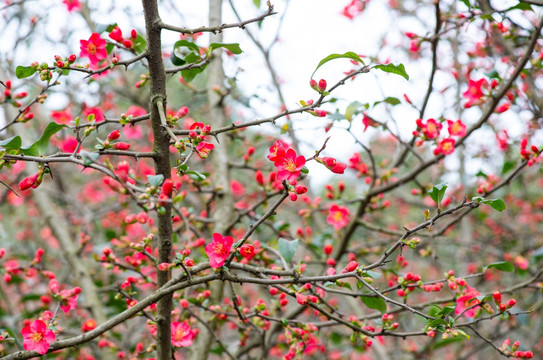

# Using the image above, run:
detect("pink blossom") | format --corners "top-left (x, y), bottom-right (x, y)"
top-left (62, 0), bottom-right (81, 12)
top-left (21, 319), bottom-right (56, 355)
top-left (205, 233), bottom-right (234, 268)
top-left (171, 320), bottom-right (196, 347)
top-left (327, 204), bottom-right (350, 230)
top-left (80, 33), bottom-right (108, 66)
top-left (274, 148), bottom-right (306, 183)
top-left (195, 142), bottom-right (214, 159)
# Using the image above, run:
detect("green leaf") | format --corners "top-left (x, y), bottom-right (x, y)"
top-left (455, 329), bottom-right (470, 339)
top-left (0, 136), bottom-right (22, 151)
top-left (186, 170), bottom-right (208, 181)
top-left (439, 306), bottom-right (456, 316)
top-left (475, 170), bottom-right (488, 179)
top-left (364, 270), bottom-right (382, 279)
top-left (311, 51), bottom-right (365, 78)
top-left (483, 198), bottom-right (506, 212)
top-left (278, 238), bottom-right (298, 263)
top-left (20, 122), bottom-right (67, 156)
top-left (15, 65), bottom-right (38, 79)
top-left (209, 43), bottom-right (243, 54)
top-left (428, 183), bottom-right (447, 208)
top-left (433, 336), bottom-right (464, 349)
top-left (133, 34), bottom-right (147, 54)
top-left (361, 295), bottom-right (387, 313)
top-left (373, 97), bottom-right (401, 107)
top-left (484, 261), bottom-right (514, 272)
top-left (171, 40), bottom-right (201, 67)
top-left (173, 39), bottom-right (200, 55)
top-left (181, 64), bottom-right (208, 83)
top-left (345, 101), bottom-right (363, 121)
top-left (501, 160), bottom-right (515, 175)
top-left (506, 2), bottom-right (532, 11)
top-left (147, 174), bottom-right (164, 187)
top-left (459, 0), bottom-right (471, 8)
top-left (253, 0), bottom-right (261, 7)
top-left (373, 63), bottom-right (409, 81)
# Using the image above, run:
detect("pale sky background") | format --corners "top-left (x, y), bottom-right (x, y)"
top-left (0, 0), bottom-right (538, 188)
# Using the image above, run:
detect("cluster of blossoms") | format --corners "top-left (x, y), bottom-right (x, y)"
top-left (413, 118), bottom-right (467, 156)
top-left (183, 121), bottom-right (214, 159)
top-left (499, 339), bottom-right (534, 359)
top-left (520, 138), bottom-right (541, 166)
top-left (268, 141), bottom-right (306, 183)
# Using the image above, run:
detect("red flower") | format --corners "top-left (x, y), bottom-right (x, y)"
top-left (205, 233), bottom-right (234, 268)
top-left (267, 140), bottom-right (288, 162)
top-left (21, 319), bottom-right (56, 355)
top-left (81, 318), bottom-right (97, 332)
top-left (80, 33), bottom-right (108, 66)
top-left (274, 148), bottom-right (306, 183)
top-left (171, 320), bottom-right (196, 347)
top-left (195, 142), bottom-right (214, 159)
top-left (83, 106), bottom-right (105, 123)
top-left (239, 244), bottom-right (255, 260)
top-left (62, 0), bottom-right (81, 12)
top-left (327, 204), bottom-right (350, 230)
top-left (50, 109), bottom-right (72, 124)
top-left (341, 0), bottom-right (364, 20)
top-left (447, 119), bottom-right (466, 137)
top-left (109, 26), bottom-right (124, 43)
top-left (455, 286), bottom-right (480, 318)
top-left (416, 118), bottom-right (442, 140)
top-left (463, 78), bottom-right (488, 108)
top-left (433, 138), bottom-right (456, 156)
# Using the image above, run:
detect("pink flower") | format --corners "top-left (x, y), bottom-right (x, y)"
top-left (416, 118), bottom-right (442, 140)
top-left (50, 109), bottom-right (73, 124)
top-left (21, 319), bottom-right (56, 354)
top-left (267, 140), bottom-right (288, 162)
top-left (433, 138), bottom-right (456, 156)
top-left (275, 148), bottom-right (306, 183)
top-left (195, 142), bottom-right (214, 159)
top-left (447, 119), bottom-right (466, 137)
top-left (171, 320), bottom-right (196, 347)
top-left (58, 287), bottom-right (80, 313)
top-left (455, 286), bottom-right (481, 318)
top-left (108, 26), bottom-right (124, 43)
top-left (83, 106), bottom-right (105, 123)
top-left (205, 233), bottom-right (234, 268)
top-left (327, 204), bottom-right (350, 230)
top-left (80, 33), bottom-right (108, 66)
top-left (463, 78), bottom-right (488, 108)
top-left (341, 0), bottom-right (364, 20)
top-left (62, 0), bottom-right (81, 12)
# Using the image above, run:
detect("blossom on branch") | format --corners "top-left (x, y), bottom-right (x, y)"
top-left (80, 33), bottom-right (108, 66)
top-left (171, 320), bottom-right (197, 347)
top-left (21, 319), bottom-right (55, 355)
top-left (205, 233), bottom-right (234, 268)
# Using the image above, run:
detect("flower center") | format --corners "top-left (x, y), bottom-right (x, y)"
top-left (333, 212), bottom-right (343, 222)
top-left (31, 331), bottom-right (43, 343)
top-left (213, 243), bottom-right (224, 254)
top-left (86, 44), bottom-right (97, 55)
top-left (283, 158), bottom-right (296, 172)
top-left (173, 328), bottom-right (186, 341)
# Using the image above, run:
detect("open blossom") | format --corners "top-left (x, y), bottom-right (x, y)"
top-left (195, 142), bottom-right (214, 159)
top-left (171, 320), bottom-right (197, 347)
top-left (447, 119), bottom-right (466, 137)
top-left (341, 0), bottom-right (364, 20)
top-left (327, 204), bottom-right (350, 230)
top-left (80, 33), bottom-right (108, 66)
top-left (205, 233), bottom-right (234, 268)
top-left (455, 286), bottom-right (481, 318)
top-left (416, 118), bottom-right (442, 140)
top-left (463, 78), bottom-right (488, 108)
top-left (267, 140), bottom-right (288, 162)
top-left (274, 148), bottom-right (306, 183)
top-left (433, 138), bottom-right (456, 156)
top-left (21, 319), bottom-right (56, 355)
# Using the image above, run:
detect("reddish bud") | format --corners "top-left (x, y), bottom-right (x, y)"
top-left (131, 29), bottom-right (137, 39)
top-left (161, 178), bottom-right (174, 197)
top-left (114, 142), bottom-right (130, 150)
top-left (506, 299), bottom-right (516, 309)
top-left (324, 244), bottom-right (333, 255)
top-left (18, 172), bottom-right (40, 191)
top-left (68, 54), bottom-right (77, 63)
top-left (107, 129), bottom-right (121, 141)
top-left (342, 260), bottom-right (358, 273)
top-left (318, 79), bottom-right (327, 92)
top-left (493, 290), bottom-right (502, 304)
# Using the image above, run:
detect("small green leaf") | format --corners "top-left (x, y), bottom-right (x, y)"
top-left (364, 270), bottom-right (382, 279)
top-left (501, 160), bottom-right (515, 175)
top-left (506, 2), bottom-right (532, 11)
top-left (133, 34), bottom-right (147, 54)
top-left (439, 306), bottom-right (456, 316)
top-left (475, 170), bottom-right (488, 179)
top-left (147, 174), bottom-right (164, 187)
top-left (173, 39), bottom-right (200, 55)
top-left (459, 0), bottom-right (471, 8)
top-left (484, 261), bottom-right (514, 273)
top-left (209, 43), bottom-right (243, 54)
top-left (455, 329), bottom-right (470, 339)
top-left (483, 198), bottom-right (506, 212)
top-left (181, 64), bottom-right (208, 83)
top-left (311, 51), bottom-right (365, 78)
top-left (428, 183), bottom-right (447, 208)
top-left (278, 238), bottom-right (298, 263)
top-left (0, 136), bottom-right (22, 151)
top-left (253, 0), bottom-right (261, 7)
top-left (345, 101), bottom-right (363, 121)
top-left (433, 337), bottom-right (464, 349)
top-left (186, 170), bottom-right (207, 181)
top-left (80, 151), bottom-right (99, 165)
top-left (373, 63), bottom-right (409, 81)
top-left (16, 66), bottom-right (38, 79)
top-left (373, 97), bottom-right (401, 107)
top-left (361, 295), bottom-right (387, 313)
